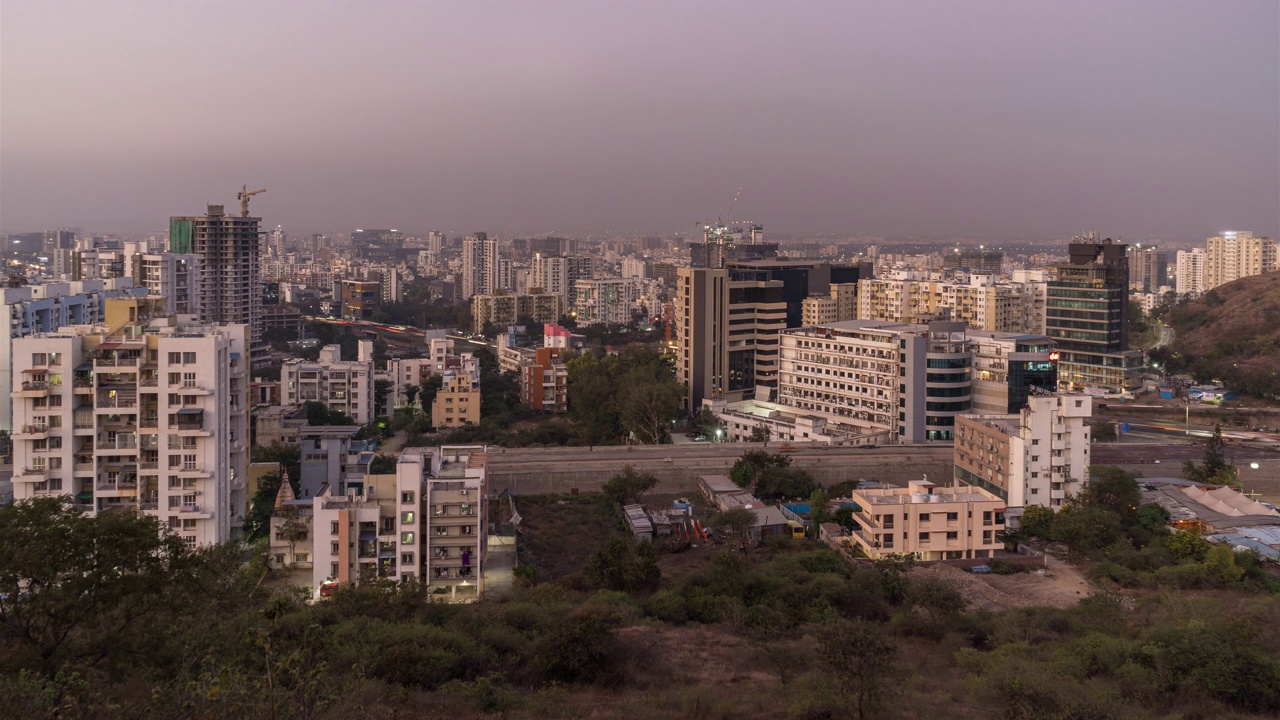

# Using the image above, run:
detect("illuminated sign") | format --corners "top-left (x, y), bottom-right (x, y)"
top-left (1048, 352), bottom-right (1060, 362)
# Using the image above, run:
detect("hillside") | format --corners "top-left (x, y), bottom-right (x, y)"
top-left (1159, 270), bottom-right (1280, 399)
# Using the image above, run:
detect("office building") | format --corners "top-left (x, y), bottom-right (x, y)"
top-left (1175, 248), bottom-right (1207, 296)
top-left (776, 320), bottom-right (972, 444)
top-left (802, 295), bottom-right (838, 326)
top-left (967, 331), bottom-right (1058, 414)
top-left (844, 479), bottom-right (1006, 560)
top-left (728, 259), bottom-right (872, 329)
top-left (691, 223), bottom-right (775, 269)
top-left (953, 392), bottom-right (1092, 515)
top-left (1127, 245), bottom-right (1169, 293)
top-left (10, 305), bottom-right (250, 546)
top-left (1205, 231), bottom-right (1277, 290)
top-left (352, 229), bottom-right (405, 262)
top-left (339, 280), bottom-right (381, 320)
top-left (170, 205), bottom-right (265, 356)
top-left (462, 232), bottom-right (500, 298)
top-left (1045, 236), bottom-right (1143, 392)
top-left (280, 342), bottom-right (374, 424)
top-left (942, 249), bottom-right (1004, 273)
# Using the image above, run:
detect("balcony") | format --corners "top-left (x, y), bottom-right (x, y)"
top-left (15, 381), bottom-right (51, 397)
top-left (178, 382), bottom-right (214, 395)
top-left (96, 478), bottom-right (139, 492)
top-left (140, 460), bottom-right (159, 470)
top-left (15, 424), bottom-right (51, 439)
top-left (94, 354), bottom-right (139, 368)
top-left (95, 395), bottom-right (138, 409)
top-left (95, 437), bottom-right (138, 452)
top-left (178, 504), bottom-right (213, 518)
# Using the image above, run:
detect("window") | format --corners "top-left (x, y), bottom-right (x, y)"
top-left (48, 352), bottom-right (62, 366)
top-left (401, 553), bottom-right (414, 565)
top-left (918, 532), bottom-right (930, 543)
top-left (918, 513), bottom-right (930, 523)
top-left (182, 352), bottom-right (196, 364)
top-left (946, 512), bottom-right (958, 521)
top-left (331, 542), bottom-right (340, 554)
top-left (401, 491), bottom-right (414, 504)
top-left (401, 511), bottom-right (414, 524)
top-left (461, 525), bottom-right (473, 535)
top-left (330, 521), bottom-right (340, 535)
top-left (982, 531), bottom-right (992, 543)
top-left (401, 532), bottom-right (415, 545)
top-left (1031, 456), bottom-right (1039, 462)
top-left (946, 531), bottom-right (958, 540)
top-left (168, 352), bottom-right (182, 364)
top-left (1031, 439), bottom-right (1039, 445)
top-left (330, 563), bottom-right (339, 578)
top-left (983, 511), bottom-right (993, 526)
top-left (32, 353), bottom-right (47, 366)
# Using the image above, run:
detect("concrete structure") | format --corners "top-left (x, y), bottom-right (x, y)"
top-left (170, 205), bottom-right (264, 357)
top-left (777, 320), bottom-right (972, 444)
top-left (253, 404), bottom-right (307, 446)
top-left (857, 273), bottom-right (1043, 334)
top-left (339, 280), bottom-right (381, 320)
top-left (704, 396), bottom-right (885, 445)
top-left (1, 278), bottom-right (140, 431)
top-left (1175, 248), bottom-right (1206, 296)
top-left (967, 331), bottom-right (1058, 415)
top-left (131, 252), bottom-right (204, 317)
top-left (846, 480), bottom-right (1006, 560)
top-left (400, 446), bottom-right (488, 596)
top-left (471, 293), bottom-right (566, 334)
top-left (1046, 236), bottom-right (1143, 392)
top-left (953, 392), bottom-right (1092, 515)
top-left (520, 347), bottom-right (568, 413)
top-left (280, 342), bottom-right (374, 424)
top-left (462, 232), bottom-right (499, 298)
top-left (529, 254), bottom-right (592, 299)
top-left (432, 371), bottom-right (479, 428)
top-left (1205, 231), bottom-right (1277, 290)
top-left (10, 306), bottom-right (250, 546)
top-left (802, 294), bottom-right (838, 326)
top-left (298, 424), bottom-right (365, 498)
top-left (572, 278), bottom-right (639, 326)
top-left (1127, 245), bottom-right (1169, 293)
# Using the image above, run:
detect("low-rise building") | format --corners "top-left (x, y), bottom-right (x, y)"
top-left (520, 347), bottom-right (568, 413)
top-left (281, 341), bottom-right (375, 424)
top-left (432, 371), bottom-right (480, 428)
top-left (846, 480), bottom-right (1006, 560)
top-left (704, 396), bottom-right (886, 445)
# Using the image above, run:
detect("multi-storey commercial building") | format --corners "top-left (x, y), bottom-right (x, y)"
top-left (967, 331), bottom-right (1058, 415)
top-left (1, 279), bottom-right (141, 431)
top-left (1175, 248), bottom-right (1207, 296)
top-left (953, 392), bottom-right (1092, 516)
top-left (777, 320), bottom-right (972, 443)
top-left (339, 280), bottom-right (381, 320)
top-left (170, 204), bottom-right (264, 356)
top-left (572, 278), bottom-right (639, 326)
top-left (280, 342), bottom-right (374, 424)
top-left (942, 249), bottom-right (1004, 273)
top-left (1205, 231), bottom-right (1277, 290)
top-left (802, 295), bottom-right (838, 326)
top-left (470, 293), bottom-right (566, 334)
top-left (844, 479), bottom-right (1006, 560)
top-left (830, 282), bottom-right (859, 322)
top-left (10, 304), bottom-right (249, 546)
top-left (520, 347), bottom-right (568, 413)
top-left (462, 232), bottom-right (499, 298)
top-left (1046, 236), bottom-right (1143, 392)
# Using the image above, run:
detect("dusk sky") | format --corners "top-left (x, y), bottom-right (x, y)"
top-left (2, 1), bottom-right (1276, 240)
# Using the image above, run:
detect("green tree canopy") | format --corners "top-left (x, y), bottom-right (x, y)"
top-left (602, 465), bottom-right (659, 507)
top-left (729, 449), bottom-right (791, 488)
top-left (755, 465), bottom-right (818, 502)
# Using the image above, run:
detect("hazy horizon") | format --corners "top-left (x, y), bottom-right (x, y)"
top-left (2, 1), bottom-right (1277, 239)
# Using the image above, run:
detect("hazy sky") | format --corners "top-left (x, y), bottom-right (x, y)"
top-left (2, 1), bottom-right (1277, 239)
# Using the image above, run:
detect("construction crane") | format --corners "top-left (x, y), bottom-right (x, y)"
top-left (236, 184), bottom-right (266, 217)
top-left (720, 186), bottom-right (743, 226)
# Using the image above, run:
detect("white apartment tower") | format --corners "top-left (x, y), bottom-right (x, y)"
top-left (1205, 231), bottom-right (1277, 290)
top-left (10, 308), bottom-right (249, 546)
top-left (462, 232), bottom-right (500, 298)
top-left (1175, 248), bottom-right (1206, 296)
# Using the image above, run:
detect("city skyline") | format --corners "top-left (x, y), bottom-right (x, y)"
top-left (2, 1), bottom-right (1277, 239)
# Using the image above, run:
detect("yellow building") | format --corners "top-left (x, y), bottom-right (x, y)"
top-left (846, 479), bottom-right (1006, 560)
top-left (431, 371), bottom-right (480, 428)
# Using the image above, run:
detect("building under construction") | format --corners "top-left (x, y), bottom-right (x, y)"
top-left (169, 203), bottom-right (264, 359)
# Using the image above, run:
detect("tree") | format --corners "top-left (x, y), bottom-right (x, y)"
top-left (403, 383), bottom-right (419, 409)
top-left (304, 400), bottom-right (354, 426)
top-left (602, 465), bottom-right (658, 507)
top-left (1019, 504), bottom-right (1055, 539)
top-left (275, 504), bottom-right (310, 564)
top-left (729, 449), bottom-right (790, 488)
top-left (1183, 424), bottom-right (1235, 484)
top-left (369, 454), bottom-right (398, 474)
top-left (374, 379), bottom-right (392, 419)
top-left (832, 506), bottom-right (858, 532)
top-left (619, 378), bottom-right (682, 444)
top-left (755, 465), bottom-right (818, 502)
top-left (582, 536), bottom-right (660, 592)
top-left (710, 507), bottom-right (758, 552)
top-left (419, 374), bottom-right (444, 416)
top-left (693, 407), bottom-right (722, 437)
top-left (0, 498), bottom-right (200, 676)
top-left (748, 424), bottom-right (772, 445)
top-left (246, 470), bottom-right (300, 541)
top-left (1083, 466), bottom-right (1142, 521)
top-left (808, 488), bottom-right (831, 533)
top-left (1167, 530), bottom-right (1211, 562)
top-left (817, 617), bottom-right (897, 720)
top-left (1053, 504), bottom-right (1122, 561)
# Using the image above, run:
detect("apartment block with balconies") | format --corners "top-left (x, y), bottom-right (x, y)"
top-left (847, 480), bottom-right (1006, 560)
top-left (11, 308), bottom-right (248, 547)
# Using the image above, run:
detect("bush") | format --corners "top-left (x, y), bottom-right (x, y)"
top-left (988, 559), bottom-right (1032, 575)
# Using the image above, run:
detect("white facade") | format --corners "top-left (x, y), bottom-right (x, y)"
top-left (10, 318), bottom-right (249, 547)
top-left (132, 253), bottom-right (204, 317)
top-left (281, 344), bottom-right (374, 424)
top-left (1175, 248), bottom-right (1207, 296)
top-left (573, 278), bottom-right (639, 326)
top-left (462, 233), bottom-right (499, 298)
top-left (0, 279), bottom-right (140, 432)
top-left (620, 256), bottom-right (648, 280)
top-left (1205, 231), bottom-right (1277, 290)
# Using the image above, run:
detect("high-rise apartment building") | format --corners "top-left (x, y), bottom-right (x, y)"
top-left (131, 252), bottom-right (203, 317)
top-left (954, 392), bottom-right (1092, 514)
top-left (858, 273), bottom-right (1042, 334)
top-left (530, 254), bottom-right (592, 299)
top-left (573, 278), bottom-right (639, 326)
top-left (11, 303), bottom-right (249, 546)
top-left (280, 342), bottom-right (374, 424)
top-left (462, 232), bottom-right (500, 298)
top-left (170, 205), bottom-right (264, 356)
top-left (802, 295), bottom-right (838, 326)
top-left (1127, 246), bottom-right (1169, 293)
top-left (1, 279), bottom-right (140, 431)
top-left (1205, 231), bottom-right (1277, 290)
top-left (1045, 236), bottom-right (1143, 392)
top-left (520, 347), bottom-right (569, 413)
top-left (470, 293), bottom-right (566, 334)
top-left (1175, 248), bottom-right (1207, 296)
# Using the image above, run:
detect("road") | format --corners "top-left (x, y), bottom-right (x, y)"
top-left (1149, 324), bottom-right (1175, 350)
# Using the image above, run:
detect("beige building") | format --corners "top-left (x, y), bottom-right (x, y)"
top-left (432, 371), bottom-right (479, 428)
top-left (846, 479), bottom-right (1006, 560)
top-left (857, 273), bottom-right (1043, 334)
top-left (281, 341), bottom-right (374, 424)
top-left (1205, 231), bottom-right (1276, 290)
top-left (471, 292), bottom-right (566, 334)
top-left (830, 282), bottom-right (859, 322)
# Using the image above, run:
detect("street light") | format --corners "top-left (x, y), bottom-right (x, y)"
top-left (715, 429), bottom-right (723, 442)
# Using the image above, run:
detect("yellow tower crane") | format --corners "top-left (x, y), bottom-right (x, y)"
top-left (236, 184), bottom-right (266, 217)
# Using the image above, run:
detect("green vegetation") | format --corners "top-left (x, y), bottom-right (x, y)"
top-left (729, 449), bottom-right (791, 488)
top-left (2, 497), bottom-right (1279, 719)
top-left (567, 345), bottom-right (682, 445)
top-left (1183, 423), bottom-right (1238, 485)
top-left (304, 400), bottom-right (355, 426)
top-left (601, 465), bottom-right (659, 507)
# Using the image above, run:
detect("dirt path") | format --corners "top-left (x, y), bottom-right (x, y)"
top-left (913, 556), bottom-right (1092, 611)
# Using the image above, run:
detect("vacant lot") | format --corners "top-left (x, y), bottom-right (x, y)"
top-left (515, 492), bottom-right (620, 581)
